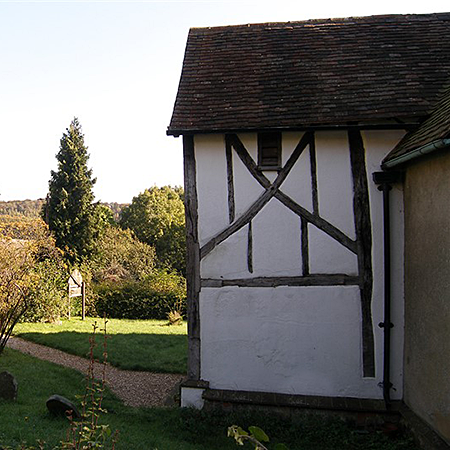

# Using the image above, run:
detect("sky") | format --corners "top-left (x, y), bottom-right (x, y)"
top-left (1, 0), bottom-right (449, 203)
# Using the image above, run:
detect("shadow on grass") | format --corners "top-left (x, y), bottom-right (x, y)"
top-left (15, 331), bottom-right (187, 374)
top-left (0, 349), bottom-right (419, 450)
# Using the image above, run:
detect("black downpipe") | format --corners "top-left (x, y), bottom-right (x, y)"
top-left (379, 183), bottom-right (393, 407)
top-left (372, 171), bottom-right (401, 409)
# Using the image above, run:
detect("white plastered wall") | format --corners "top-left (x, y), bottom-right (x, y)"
top-left (194, 131), bottom-right (405, 400)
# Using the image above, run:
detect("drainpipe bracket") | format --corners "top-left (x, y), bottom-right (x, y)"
top-left (377, 184), bottom-right (392, 192)
top-left (372, 171), bottom-right (403, 186)
top-left (378, 321), bottom-right (394, 329)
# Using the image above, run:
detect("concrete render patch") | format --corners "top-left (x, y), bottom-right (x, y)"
top-left (181, 387), bottom-right (205, 409)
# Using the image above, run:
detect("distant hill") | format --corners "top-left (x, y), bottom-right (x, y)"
top-left (0, 199), bottom-right (45, 218)
top-left (0, 199), bottom-right (128, 221)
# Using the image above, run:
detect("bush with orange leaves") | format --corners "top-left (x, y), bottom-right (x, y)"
top-left (0, 220), bottom-right (68, 343)
top-left (0, 239), bottom-right (34, 354)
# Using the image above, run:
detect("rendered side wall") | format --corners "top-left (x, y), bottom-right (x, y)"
top-left (403, 150), bottom-right (450, 444)
top-left (194, 131), bottom-right (405, 400)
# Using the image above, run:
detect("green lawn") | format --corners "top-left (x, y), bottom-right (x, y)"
top-left (14, 317), bottom-right (187, 374)
top-left (0, 348), bottom-right (234, 449)
top-left (0, 348), bottom-right (419, 450)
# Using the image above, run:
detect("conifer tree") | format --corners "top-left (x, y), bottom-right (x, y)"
top-left (44, 118), bottom-right (96, 264)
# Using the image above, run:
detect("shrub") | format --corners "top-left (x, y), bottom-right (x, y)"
top-left (0, 240), bottom-right (33, 354)
top-left (0, 216), bottom-right (45, 239)
top-left (93, 270), bottom-right (186, 320)
top-left (19, 221), bottom-right (69, 323)
top-left (1, 219), bottom-right (70, 336)
top-left (23, 257), bottom-right (68, 322)
top-left (89, 226), bottom-right (156, 283)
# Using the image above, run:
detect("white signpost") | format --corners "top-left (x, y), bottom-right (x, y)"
top-left (68, 269), bottom-right (86, 320)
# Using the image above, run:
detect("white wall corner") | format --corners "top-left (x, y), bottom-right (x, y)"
top-left (181, 387), bottom-right (206, 409)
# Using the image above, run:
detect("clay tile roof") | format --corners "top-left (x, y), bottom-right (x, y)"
top-left (383, 86), bottom-right (450, 166)
top-left (167, 13), bottom-right (450, 135)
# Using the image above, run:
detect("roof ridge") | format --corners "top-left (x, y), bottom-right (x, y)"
top-left (189, 12), bottom-right (450, 32)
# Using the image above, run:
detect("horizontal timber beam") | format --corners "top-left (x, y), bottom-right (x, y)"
top-left (167, 122), bottom-right (419, 137)
top-left (201, 275), bottom-right (361, 288)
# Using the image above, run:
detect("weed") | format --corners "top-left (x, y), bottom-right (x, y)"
top-left (167, 310), bottom-right (183, 326)
top-left (228, 425), bottom-right (288, 450)
top-left (61, 320), bottom-right (118, 449)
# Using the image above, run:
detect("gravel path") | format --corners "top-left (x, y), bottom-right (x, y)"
top-left (6, 336), bottom-right (183, 408)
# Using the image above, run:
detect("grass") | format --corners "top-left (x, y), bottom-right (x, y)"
top-left (14, 317), bottom-right (187, 374)
top-left (0, 348), bottom-right (419, 450)
top-left (8, 318), bottom-right (419, 449)
top-left (0, 347), bottom-right (231, 449)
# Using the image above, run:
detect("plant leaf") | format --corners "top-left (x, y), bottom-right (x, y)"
top-left (248, 426), bottom-right (269, 442)
top-left (274, 444), bottom-right (289, 450)
top-left (237, 426), bottom-right (248, 436)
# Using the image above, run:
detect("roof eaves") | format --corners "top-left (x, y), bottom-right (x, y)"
top-left (382, 138), bottom-right (450, 169)
top-left (166, 122), bottom-right (419, 137)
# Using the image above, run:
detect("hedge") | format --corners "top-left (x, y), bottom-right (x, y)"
top-left (93, 271), bottom-right (186, 320)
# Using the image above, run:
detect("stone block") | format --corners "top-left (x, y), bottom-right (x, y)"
top-left (46, 394), bottom-right (80, 419)
top-left (0, 371), bottom-right (18, 401)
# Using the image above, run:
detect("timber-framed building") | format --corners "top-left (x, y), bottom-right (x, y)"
top-left (168, 13), bottom-right (450, 447)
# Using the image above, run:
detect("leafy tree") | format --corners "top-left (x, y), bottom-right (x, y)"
top-left (119, 186), bottom-right (186, 275)
top-left (91, 204), bottom-right (116, 241)
top-left (43, 118), bottom-right (97, 264)
top-left (89, 226), bottom-right (156, 283)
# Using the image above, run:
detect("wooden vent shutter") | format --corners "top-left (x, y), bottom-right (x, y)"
top-left (258, 132), bottom-right (281, 170)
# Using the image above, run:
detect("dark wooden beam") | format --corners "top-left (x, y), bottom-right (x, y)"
top-left (276, 132), bottom-right (313, 185)
top-left (167, 122), bottom-right (420, 137)
top-left (225, 135), bottom-right (235, 223)
top-left (348, 130), bottom-right (375, 378)
top-left (202, 274), bottom-right (361, 288)
top-left (183, 135), bottom-right (201, 380)
top-left (200, 133), bottom-right (312, 259)
top-left (309, 132), bottom-right (319, 216)
top-left (228, 133), bottom-right (357, 254)
top-left (301, 217), bottom-right (309, 276)
top-left (247, 221), bottom-right (253, 273)
top-left (228, 134), bottom-right (270, 189)
top-left (275, 191), bottom-right (357, 254)
top-left (200, 188), bottom-right (273, 259)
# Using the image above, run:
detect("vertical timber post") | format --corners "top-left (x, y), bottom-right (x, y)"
top-left (348, 130), bottom-right (375, 378)
top-left (183, 134), bottom-right (201, 381)
top-left (225, 135), bottom-right (235, 224)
